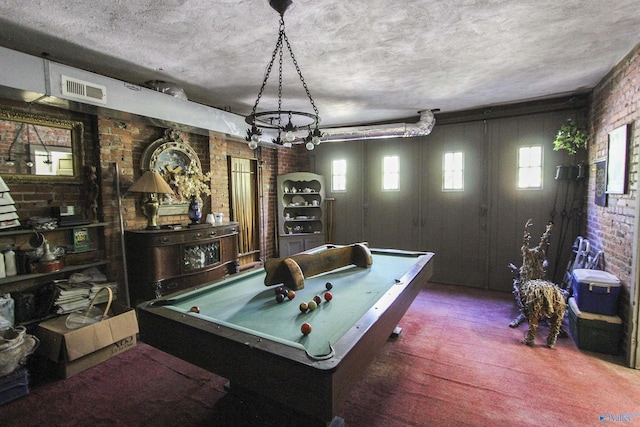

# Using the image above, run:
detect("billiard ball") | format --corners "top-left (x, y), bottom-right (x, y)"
top-left (299, 302), bottom-right (308, 313)
top-left (307, 300), bottom-right (318, 311)
top-left (287, 290), bottom-right (296, 300)
top-left (313, 295), bottom-right (322, 304)
top-left (276, 293), bottom-right (285, 303)
top-left (275, 286), bottom-right (283, 295)
top-left (324, 292), bottom-right (333, 301)
top-left (325, 282), bottom-right (333, 290)
top-left (301, 323), bottom-right (312, 335)
top-left (189, 306), bottom-right (200, 313)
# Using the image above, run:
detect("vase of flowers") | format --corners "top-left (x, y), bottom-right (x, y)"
top-left (173, 163), bottom-right (212, 222)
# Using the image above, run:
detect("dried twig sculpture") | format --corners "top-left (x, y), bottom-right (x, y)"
top-left (510, 220), bottom-right (567, 348)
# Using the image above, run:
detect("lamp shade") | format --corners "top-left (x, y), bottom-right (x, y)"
top-left (128, 170), bottom-right (174, 195)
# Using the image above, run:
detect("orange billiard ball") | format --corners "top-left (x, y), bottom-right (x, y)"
top-left (301, 323), bottom-right (312, 335)
top-left (287, 290), bottom-right (296, 300)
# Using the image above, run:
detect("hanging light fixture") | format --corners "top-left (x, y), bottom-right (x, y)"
top-left (3, 122), bottom-right (47, 168)
top-left (245, 0), bottom-right (323, 151)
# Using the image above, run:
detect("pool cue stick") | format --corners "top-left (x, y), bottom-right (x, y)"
top-left (114, 162), bottom-right (130, 307)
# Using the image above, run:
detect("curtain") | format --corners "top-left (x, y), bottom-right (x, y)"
top-left (230, 158), bottom-right (256, 254)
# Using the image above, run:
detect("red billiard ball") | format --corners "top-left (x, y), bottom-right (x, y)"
top-left (301, 323), bottom-right (312, 335)
top-left (324, 292), bottom-right (333, 301)
top-left (276, 293), bottom-right (285, 303)
top-left (313, 295), bottom-right (322, 304)
top-left (307, 300), bottom-right (318, 311)
top-left (275, 286), bottom-right (283, 295)
top-left (299, 302), bottom-right (308, 313)
top-left (325, 282), bottom-right (333, 290)
top-left (287, 290), bottom-right (296, 300)
top-left (189, 306), bottom-right (200, 313)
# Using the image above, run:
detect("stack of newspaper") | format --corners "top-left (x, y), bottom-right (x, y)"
top-left (54, 267), bottom-right (119, 314)
top-left (54, 282), bottom-right (91, 314)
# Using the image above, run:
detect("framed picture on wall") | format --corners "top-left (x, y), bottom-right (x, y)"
top-left (606, 124), bottom-right (629, 194)
top-left (594, 158), bottom-right (607, 207)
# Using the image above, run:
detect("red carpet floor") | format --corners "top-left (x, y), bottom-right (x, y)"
top-left (1, 282), bottom-right (639, 426)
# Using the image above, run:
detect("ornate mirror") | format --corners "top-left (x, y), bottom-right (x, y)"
top-left (140, 129), bottom-right (202, 215)
top-left (0, 109), bottom-right (85, 183)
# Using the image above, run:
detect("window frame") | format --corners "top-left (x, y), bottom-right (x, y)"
top-left (517, 145), bottom-right (544, 190)
top-left (382, 155), bottom-right (400, 192)
top-left (442, 150), bottom-right (465, 192)
top-left (331, 158), bottom-right (347, 193)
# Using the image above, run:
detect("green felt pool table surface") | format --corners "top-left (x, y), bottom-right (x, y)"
top-left (162, 249), bottom-right (425, 358)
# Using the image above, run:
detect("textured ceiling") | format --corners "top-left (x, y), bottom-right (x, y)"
top-left (1, 0), bottom-right (640, 127)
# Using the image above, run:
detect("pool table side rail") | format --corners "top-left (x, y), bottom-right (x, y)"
top-left (136, 250), bottom-right (434, 423)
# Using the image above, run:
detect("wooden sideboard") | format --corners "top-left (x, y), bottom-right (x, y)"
top-left (125, 222), bottom-right (239, 304)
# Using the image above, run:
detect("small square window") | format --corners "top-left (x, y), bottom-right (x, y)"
top-left (382, 155), bottom-right (400, 191)
top-left (518, 146), bottom-right (543, 189)
top-left (443, 151), bottom-right (464, 191)
top-left (332, 159), bottom-right (347, 192)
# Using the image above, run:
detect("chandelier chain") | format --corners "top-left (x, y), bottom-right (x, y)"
top-left (278, 27), bottom-right (284, 129)
top-left (250, 27), bottom-right (285, 116)
top-left (280, 21), bottom-right (320, 117)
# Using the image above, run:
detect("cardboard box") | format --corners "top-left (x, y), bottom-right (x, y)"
top-left (36, 302), bottom-right (138, 378)
top-left (568, 297), bottom-right (621, 355)
top-left (571, 269), bottom-right (621, 315)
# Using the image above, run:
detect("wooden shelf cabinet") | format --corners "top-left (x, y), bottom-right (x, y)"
top-left (0, 222), bottom-right (108, 294)
top-left (277, 172), bottom-right (326, 257)
top-left (125, 222), bottom-right (240, 304)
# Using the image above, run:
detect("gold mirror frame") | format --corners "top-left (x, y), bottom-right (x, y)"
top-left (0, 109), bottom-right (85, 184)
top-left (140, 129), bottom-right (201, 216)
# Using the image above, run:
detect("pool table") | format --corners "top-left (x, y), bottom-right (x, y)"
top-left (137, 245), bottom-right (434, 425)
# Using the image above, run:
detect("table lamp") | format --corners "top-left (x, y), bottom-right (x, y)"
top-left (128, 170), bottom-right (174, 229)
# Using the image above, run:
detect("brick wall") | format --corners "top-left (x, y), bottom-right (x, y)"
top-left (587, 42), bottom-right (640, 362)
top-left (1, 96), bottom-right (312, 297)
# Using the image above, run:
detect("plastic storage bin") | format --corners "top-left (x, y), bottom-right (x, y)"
top-left (0, 367), bottom-right (29, 406)
top-left (572, 269), bottom-right (621, 315)
top-left (568, 297), bottom-right (621, 355)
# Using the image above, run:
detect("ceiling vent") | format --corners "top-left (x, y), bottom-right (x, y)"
top-left (61, 75), bottom-right (107, 104)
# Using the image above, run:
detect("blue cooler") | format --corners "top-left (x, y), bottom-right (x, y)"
top-left (571, 269), bottom-right (621, 315)
top-left (568, 297), bottom-right (621, 355)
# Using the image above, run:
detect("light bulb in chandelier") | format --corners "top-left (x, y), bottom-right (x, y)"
top-left (305, 141), bottom-right (315, 150)
top-left (308, 127), bottom-right (323, 147)
top-left (245, 123), bottom-right (262, 150)
top-left (284, 130), bottom-right (296, 142)
top-left (283, 119), bottom-right (297, 142)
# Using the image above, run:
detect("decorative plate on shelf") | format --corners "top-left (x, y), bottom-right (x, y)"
top-left (292, 195), bottom-right (305, 205)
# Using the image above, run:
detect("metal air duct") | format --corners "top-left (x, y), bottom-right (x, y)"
top-left (319, 110), bottom-right (436, 143)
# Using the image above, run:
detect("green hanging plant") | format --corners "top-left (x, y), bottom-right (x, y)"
top-left (553, 119), bottom-right (588, 155)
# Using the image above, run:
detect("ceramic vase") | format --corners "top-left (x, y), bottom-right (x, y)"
top-left (188, 196), bottom-right (202, 224)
